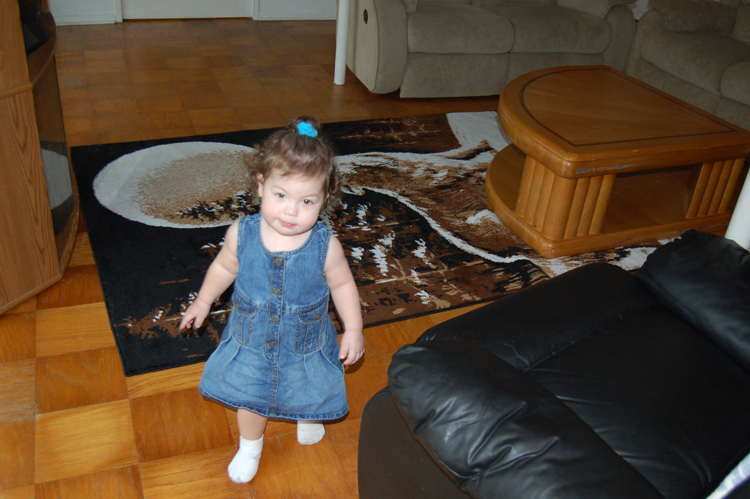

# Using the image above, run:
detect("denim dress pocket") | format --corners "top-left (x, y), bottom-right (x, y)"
top-left (295, 300), bottom-right (328, 354)
top-left (231, 299), bottom-right (257, 346)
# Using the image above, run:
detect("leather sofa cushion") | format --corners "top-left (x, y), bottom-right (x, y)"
top-left (485, 5), bottom-right (611, 53)
top-left (408, 2), bottom-right (514, 54)
top-left (389, 339), bottom-right (664, 499)
top-left (637, 230), bottom-right (750, 373)
top-left (642, 29), bottom-right (750, 94)
top-left (722, 62), bottom-right (750, 106)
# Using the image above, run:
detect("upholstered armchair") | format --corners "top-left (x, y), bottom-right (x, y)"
top-left (625, 0), bottom-right (750, 130)
top-left (345, 0), bottom-right (635, 98)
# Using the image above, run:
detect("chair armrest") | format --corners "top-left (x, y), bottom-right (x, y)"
top-left (648, 0), bottom-right (737, 34)
top-left (556, 0), bottom-right (632, 19)
top-left (346, 0), bottom-right (408, 93)
top-left (388, 339), bottom-right (664, 499)
top-left (418, 263), bottom-right (655, 372)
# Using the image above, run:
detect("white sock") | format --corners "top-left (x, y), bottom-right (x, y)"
top-left (228, 435), bottom-right (263, 483)
top-left (297, 420), bottom-right (325, 445)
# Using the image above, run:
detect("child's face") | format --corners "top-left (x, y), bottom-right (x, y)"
top-left (257, 170), bottom-right (326, 238)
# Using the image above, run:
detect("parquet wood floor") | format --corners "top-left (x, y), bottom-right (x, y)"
top-left (0, 18), bottom-right (496, 499)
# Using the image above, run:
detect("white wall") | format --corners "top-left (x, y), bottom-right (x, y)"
top-left (632, 0), bottom-right (651, 20)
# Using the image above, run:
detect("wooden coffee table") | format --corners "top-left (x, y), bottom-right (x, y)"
top-left (485, 66), bottom-right (750, 258)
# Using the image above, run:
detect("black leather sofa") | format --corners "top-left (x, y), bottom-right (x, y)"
top-left (358, 230), bottom-right (750, 499)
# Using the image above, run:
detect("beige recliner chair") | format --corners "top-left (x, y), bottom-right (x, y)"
top-left (345, 0), bottom-right (635, 98)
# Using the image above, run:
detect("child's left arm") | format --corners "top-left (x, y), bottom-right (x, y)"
top-left (325, 236), bottom-right (365, 366)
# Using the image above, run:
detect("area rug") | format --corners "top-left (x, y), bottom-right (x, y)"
top-left (71, 112), bottom-right (658, 376)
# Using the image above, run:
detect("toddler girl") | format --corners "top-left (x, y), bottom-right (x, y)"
top-left (179, 117), bottom-right (365, 483)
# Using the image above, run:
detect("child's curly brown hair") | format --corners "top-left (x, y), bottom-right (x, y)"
top-left (246, 117), bottom-right (340, 210)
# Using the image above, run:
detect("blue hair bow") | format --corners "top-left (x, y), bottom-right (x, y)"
top-left (297, 122), bottom-right (318, 137)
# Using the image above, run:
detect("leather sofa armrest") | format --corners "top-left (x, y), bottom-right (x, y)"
top-left (648, 0), bottom-right (737, 34)
top-left (418, 263), bottom-right (656, 372)
top-left (637, 230), bottom-right (750, 373)
top-left (388, 339), bottom-right (664, 499)
top-left (556, 0), bottom-right (632, 19)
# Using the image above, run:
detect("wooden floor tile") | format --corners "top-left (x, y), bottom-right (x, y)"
top-left (35, 400), bottom-right (138, 483)
top-left (0, 359), bottom-right (35, 420)
top-left (68, 233), bottom-right (95, 268)
top-left (0, 485), bottom-right (35, 499)
top-left (342, 345), bottom-right (389, 422)
top-left (3, 297), bottom-right (36, 315)
top-left (35, 266), bottom-right (104, 310)
top-left (246, 432), bottom-right (354, 499)
top-left (428, 302), bottom-right (488, 327)
top-left (95, 128), bottom-right (148, 145)
top-left (36, 347), bottom-right (128, 414)
top-left (0, 312), bottom-right (36, 363)
top-left (35, 466), bottom-right (143, 499)
top-left (363, 315), bottom-right (435, 371)
top-left (136, 95), bottom-right (186, 113)
top-left (126, 362), bottom-right (204, 399)
top-left (91, 98), bottom-right (141, 117)
top-left (0, 419), bottom-right (35, 492)
top-left (187, 108), bottom-right (241, 129)
top-left (129, 69), bottom-right (174, 85)
top-left (327, 417), bottom-right (362, 494)
top-left (36, 303), bottom-right (115, 357)
top-left (130, 388), bottom-right (234, 462)
top-left (143, 111), bottom-right (193, 130)
top-left (139, 447), bottom-right (250, 499)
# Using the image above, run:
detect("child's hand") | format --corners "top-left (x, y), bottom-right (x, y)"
top-left (339, 330), bottom-right (365, 366)
top-left (179, 299), bottom-right (212, 331)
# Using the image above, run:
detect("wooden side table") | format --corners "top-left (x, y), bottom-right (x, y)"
top-left (485, 66), bottom-right (750, 258)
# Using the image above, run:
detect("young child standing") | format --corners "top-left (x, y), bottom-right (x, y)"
top-left (179, 117), bottom-right (365, 483)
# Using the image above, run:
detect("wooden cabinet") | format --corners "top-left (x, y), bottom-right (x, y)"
top-left (1, 1), bottom-right (79, 314)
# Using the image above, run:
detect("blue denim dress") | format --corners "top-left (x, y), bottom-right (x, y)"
top-left (199, 213), bottom-right (348, 421)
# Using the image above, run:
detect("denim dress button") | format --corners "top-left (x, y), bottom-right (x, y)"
top-left (270, 315), bottom-right (279, 322)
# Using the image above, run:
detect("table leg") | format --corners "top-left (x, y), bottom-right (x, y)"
top-left (334, 0), bottom-right (350, 85)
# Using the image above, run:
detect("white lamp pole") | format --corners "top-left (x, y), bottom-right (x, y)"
top-left (334, 0), bottom-right (350, 85)
top-left (725, 168), bottom-right (750, 249)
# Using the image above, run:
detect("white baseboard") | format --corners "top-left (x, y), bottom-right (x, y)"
top-left (121, 0), bottom-right (253, 19)
top-left (48, 0), bottom-right (121, 25)
top-left (256, 0), bottom-right (336, 20)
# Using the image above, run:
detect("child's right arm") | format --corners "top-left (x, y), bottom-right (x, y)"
top-left (179, 220), bottom-right (241, 331)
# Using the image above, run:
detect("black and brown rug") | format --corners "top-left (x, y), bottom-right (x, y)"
top-left (71, 112), bottom-right (658, 376)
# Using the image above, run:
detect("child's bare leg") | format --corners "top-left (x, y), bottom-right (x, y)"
top-left (238, 409), bottom-right (268, 440)
top-left (228, 409), bottom-right (268, 483)
top-left (297, 420), bottom-right (325, 445)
